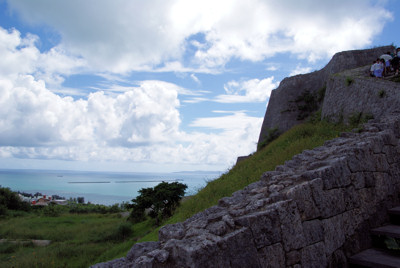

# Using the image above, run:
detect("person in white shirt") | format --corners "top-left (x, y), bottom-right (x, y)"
top-left (373, 58), bottom-right (384, 78)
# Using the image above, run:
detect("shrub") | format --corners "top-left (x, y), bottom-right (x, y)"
top-left (42, 204), bottom-right (63, 217)
top-left (258, 127), bottom-right (280, 150)
top-left (345, 76), bottom-right (354, 86)
top-left (317, 85), bottom-right (326, 102)
top-left (0, 204), bottom-right (8, 216)
top-left (295, 90), bottom-right (322, 121)
top-left (349, 112), bottom-right (362, 126)
top-left (128, 182), bottom-right (187, 225)
top-left (348, 112), bottom-right (374, 127)
top-left (0, 186), bottom-right (30, 213)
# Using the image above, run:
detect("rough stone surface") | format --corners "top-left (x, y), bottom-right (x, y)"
top-left (322, 67), bottom-right (400, 124)
top-left (258, 45), bottom-right (394, 145)
top-left (92, 47), bottom-right (400, 268)
top-left (94, 113), bottom-right (400, 267)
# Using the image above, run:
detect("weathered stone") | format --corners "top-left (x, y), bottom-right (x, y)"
top-left (126, 242), bottom-right (160, 262)
top-left (350, 172), bottom-right (365, 189)
top-left (278, 200), bottom-right (306, 251)
top-left (134, 256), bottom-right (154, 268)
top-left (259, 45), bottom-right (394, 146)
top-left (206, 221), bottom-right (228, 236)
top-left (90, 257), bottom-right (127, 268)
top-left (322, 214), bottom-right (346, 255)
top-left (235, 209), bottom-right (281, 249)
top-left (374, 172), bottom-right (394, 201)
top-left (327, 250), bottom-right (347, 268)
top-left (363, 172), bottom-right (376, 187)
top-left (217, 228), bottom-right (261, 268)
top-left (285, 182), bottom-right (320, 221)
top-left (302, 220), bottom-right (323, 245)
top-left (222, 214), bottom-right (235, 229)
top-left (357, 188), bottom-right (376, 219)
top-left (158, 222), bottom-right (185, 242)
top-left (163, 234), bottom-right (223, 267)
top-left (147, 249), bottom-right (169, 263)
top-left (300, 242), bottom-right (327, 268)
top-left (258, 243), bottom-right (285, 268)
top-left (286, 250), bottom-right (300, 266)
top-left (343, 186), bottom-right (360, 210)
top-left (317, 188), bottom-right (346, 218)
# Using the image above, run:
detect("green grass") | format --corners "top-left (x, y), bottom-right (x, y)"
top-left (0, 120), bottom-right (352, 266)
top-left (0, 213), bottom-right (152, 267)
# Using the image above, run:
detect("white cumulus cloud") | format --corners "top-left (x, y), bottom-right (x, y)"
top-left (5, 0), bottom-right (392, 73)
top-left (215, 77), bottom-right (279, 103)
top-left (0, 26), bottom-right (262, 168)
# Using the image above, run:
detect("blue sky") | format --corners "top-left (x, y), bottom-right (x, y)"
top-left (0, 0), bottom-right (399, 172)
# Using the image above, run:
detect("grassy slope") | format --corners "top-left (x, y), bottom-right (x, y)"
top-left (138, 120), bottom-right (351, 242)
top-left (0, 120), bottom-right (351, 267)
top-left (0, 213), bottom-right (154, 267)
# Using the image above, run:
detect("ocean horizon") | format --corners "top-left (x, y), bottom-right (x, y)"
top-left (0, 169), bottom-right (221, 206)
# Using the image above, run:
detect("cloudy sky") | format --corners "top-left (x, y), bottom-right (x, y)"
top-left (0, 0), bottom-right (399, 172)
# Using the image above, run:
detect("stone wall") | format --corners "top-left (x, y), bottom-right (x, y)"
top-left (94, 113), bottom-right (400, 267)
top-left (322, 66), bottom-right (400, 123)
top-left (258, 45), bottom-right (394, 146)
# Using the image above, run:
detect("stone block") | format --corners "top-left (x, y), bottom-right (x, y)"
top-left (158, 222), bottom-right (185, 242)
top-left (301, 242), bottom-right (327, 268)
top-left (302, 220), bottom-right (323, 245)
top-left (344, 186), bottom-right (360, 210)
top-left (277, 200), bottom-right (306, 251)
top-left (163, 233), bottom-right (223, 267)
top-left (206, 221), bottom-right (228, 236)
top-left (286, 250), bottom-right (300, 266)
top-left (258, 243), bottom-right (285, 268)
top-left (126, 241), bottom-right (161, 262)
top-left (372, 154), bottom-right (389, 172)
top-left (285, 181), bottom-right (320, 221)
top-left (147, 249), bottom-right (169, 263)
top-left (350, 172), bottom-right (365, 189)
top-left (218, 228), bottom-right (261, 268)
top-left (322, 214), bottom-right (346, 255)
top-left (374, 172), bottom-right (394, 201)
top-left (303, 157), bottom-right (351, 190)
top-left (327, 250), bottom-right (347, 268)
top-left (235, 208), bottom-right (281, 249)
top-left (357, 188), bottom-right (376, 219)
top-left (313, 185), bottom-right (346, 218)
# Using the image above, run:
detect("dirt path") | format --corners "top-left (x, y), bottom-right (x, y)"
top-left (0, 238), bottom-right (51, 246)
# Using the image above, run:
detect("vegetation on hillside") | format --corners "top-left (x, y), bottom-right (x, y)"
top-left (127, 181), bottom-right (187, 225)
top-left (136, 118), bottom-right (352, 242)
top-left (0, 116), bottom-right (354, 267)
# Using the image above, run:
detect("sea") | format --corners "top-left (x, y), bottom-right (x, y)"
top-left (0, 169), bottom-right (221, 206)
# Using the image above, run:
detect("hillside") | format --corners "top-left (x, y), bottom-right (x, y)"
top-left (93, 46), bottom-right (400, 267)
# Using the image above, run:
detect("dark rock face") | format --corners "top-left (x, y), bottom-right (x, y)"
top-left (258, 45), bottom-right (393, 146)
top-left (93, 113), bottom-right (400, 267)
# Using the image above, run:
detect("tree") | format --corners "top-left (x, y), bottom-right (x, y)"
top-left (0, 186), bottom-right (30, 215)
top-left (128, 181), bottom-right (187, 224)
top-left (77, 197), bottom-right (85, 204)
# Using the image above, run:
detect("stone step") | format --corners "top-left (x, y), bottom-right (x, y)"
top-left (371, 225), bottom-right (400, 239)
top-left (388, 207), bottom-right (400, 216)
top-left (388, 207), bottom-right (400, 225)
top-left (348, 248), bottom-right (400, 268)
